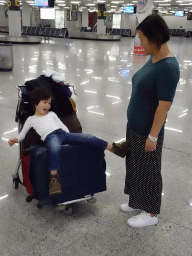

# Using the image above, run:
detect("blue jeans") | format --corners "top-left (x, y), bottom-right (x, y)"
top-left (44, 129), bottom-right (108, 172)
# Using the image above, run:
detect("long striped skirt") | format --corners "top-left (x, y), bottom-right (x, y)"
top-left (125, 124), bottom-right (164, 214)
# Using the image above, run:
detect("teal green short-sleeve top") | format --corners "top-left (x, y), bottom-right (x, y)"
top-left (127, 57), bottom-right (180, 137)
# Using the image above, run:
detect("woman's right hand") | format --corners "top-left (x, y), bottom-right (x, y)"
top-left (8, 138), bottom-right (18, 147)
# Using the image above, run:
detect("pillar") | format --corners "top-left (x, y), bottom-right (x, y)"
top-left (82, 8), bottom-right (88, 27)
top-left (22, 1), bottom-right (31, 27)
top-left (8, 0), bottom-right (21, 37)
top-left (97, 4), bottom-right (106, 35)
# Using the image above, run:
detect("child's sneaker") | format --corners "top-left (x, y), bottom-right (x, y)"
top-left (110, 141), bottom-right (130, 158)
top-left (49, 173), bottom-right (62, 196)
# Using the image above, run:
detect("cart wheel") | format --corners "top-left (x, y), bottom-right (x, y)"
top-left (64, 207), bottom-right (72, 216)
top-left (26, 195), bottom-right (34, 203)
top-left (37, 202), bottom-right (44, 209)
top-left (87, 197), bottom-right (97, 204)
top-left (13, 179), bottom-right (19, 189)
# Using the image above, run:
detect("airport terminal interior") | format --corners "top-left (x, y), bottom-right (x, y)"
top-left (0, 35), bottom-right (191, 256)
top-left (0, 0), bottom-right (192, 255)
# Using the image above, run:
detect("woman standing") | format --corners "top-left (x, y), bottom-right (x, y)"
top-left (120, 15), bottom-right (180, 227)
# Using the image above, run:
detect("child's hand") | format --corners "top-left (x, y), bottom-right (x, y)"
top-left (8, 138), bottom-right (18, 147)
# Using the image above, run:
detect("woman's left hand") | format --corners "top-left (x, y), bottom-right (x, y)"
top-left (145, 138), bottom-right (157, 152)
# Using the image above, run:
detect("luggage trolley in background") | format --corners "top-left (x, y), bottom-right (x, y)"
top-left (12, 77), bottom-right (107, 215)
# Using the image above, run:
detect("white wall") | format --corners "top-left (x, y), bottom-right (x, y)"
top-left (82, 9), bottom-right (88, 27)
top-left (66, 11), bottom-right (81, 29)
top-left (31, 8), bottom-right (82, 29)
top-left (0, 6), bottom-right (8, 27)
top-left (106, 13), bottom-right (112, 28)
top-left (121, 13), bottom-right (136, 30)
top-left (121, 14), bottom-right (192, 31)
top-left (106, 13), bottom-right (192, 32)
top-left (114, 13), bottom-right (192, 31)
top-left (163, 15), bottom-right (192, 30)
top-left (8, 10), bottom-right (21, 36)
top-left (32, 8), bottom-right (41, 27)
top-left (22, 2), bottom-right (31, 26)
top-left (97, 19), bottom-right (106, 35)
top-left (106, 13), bottom-right (137, 30)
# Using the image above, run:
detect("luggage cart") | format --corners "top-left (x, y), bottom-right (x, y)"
top-left (12, 81), bottom-right (106, 214)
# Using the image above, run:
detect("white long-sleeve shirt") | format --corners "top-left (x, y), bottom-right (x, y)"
top-left (16, 111), bottom-right (69, 142)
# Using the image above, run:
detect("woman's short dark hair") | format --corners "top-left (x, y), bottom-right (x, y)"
top-left (136, 14), bottom-right (170, 49)
top-left (29, 87), bottom-right (53, 108)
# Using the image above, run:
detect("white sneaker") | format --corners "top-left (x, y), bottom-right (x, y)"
top-left (120, 203), bottom-right (140, 212)
top-left (127, 211), bottom-right (158, 227)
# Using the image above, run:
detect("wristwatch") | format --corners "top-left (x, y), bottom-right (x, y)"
top-left (148, 134), bottom-right (158, 142)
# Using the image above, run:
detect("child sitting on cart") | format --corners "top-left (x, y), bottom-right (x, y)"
top-left (9, 87), bottom-right (129, 196)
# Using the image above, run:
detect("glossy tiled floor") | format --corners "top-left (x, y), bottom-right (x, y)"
top-left (0, 36), bottom-right (192, 256)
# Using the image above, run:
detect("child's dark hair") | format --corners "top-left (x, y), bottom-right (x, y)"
top-left (136, 14), bottom-right (170, 49)
top-left (29, 87), bottom-right (53, 110)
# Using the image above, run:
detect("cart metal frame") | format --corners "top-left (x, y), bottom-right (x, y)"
top-left (12, 84), bottom-right (97, 214)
